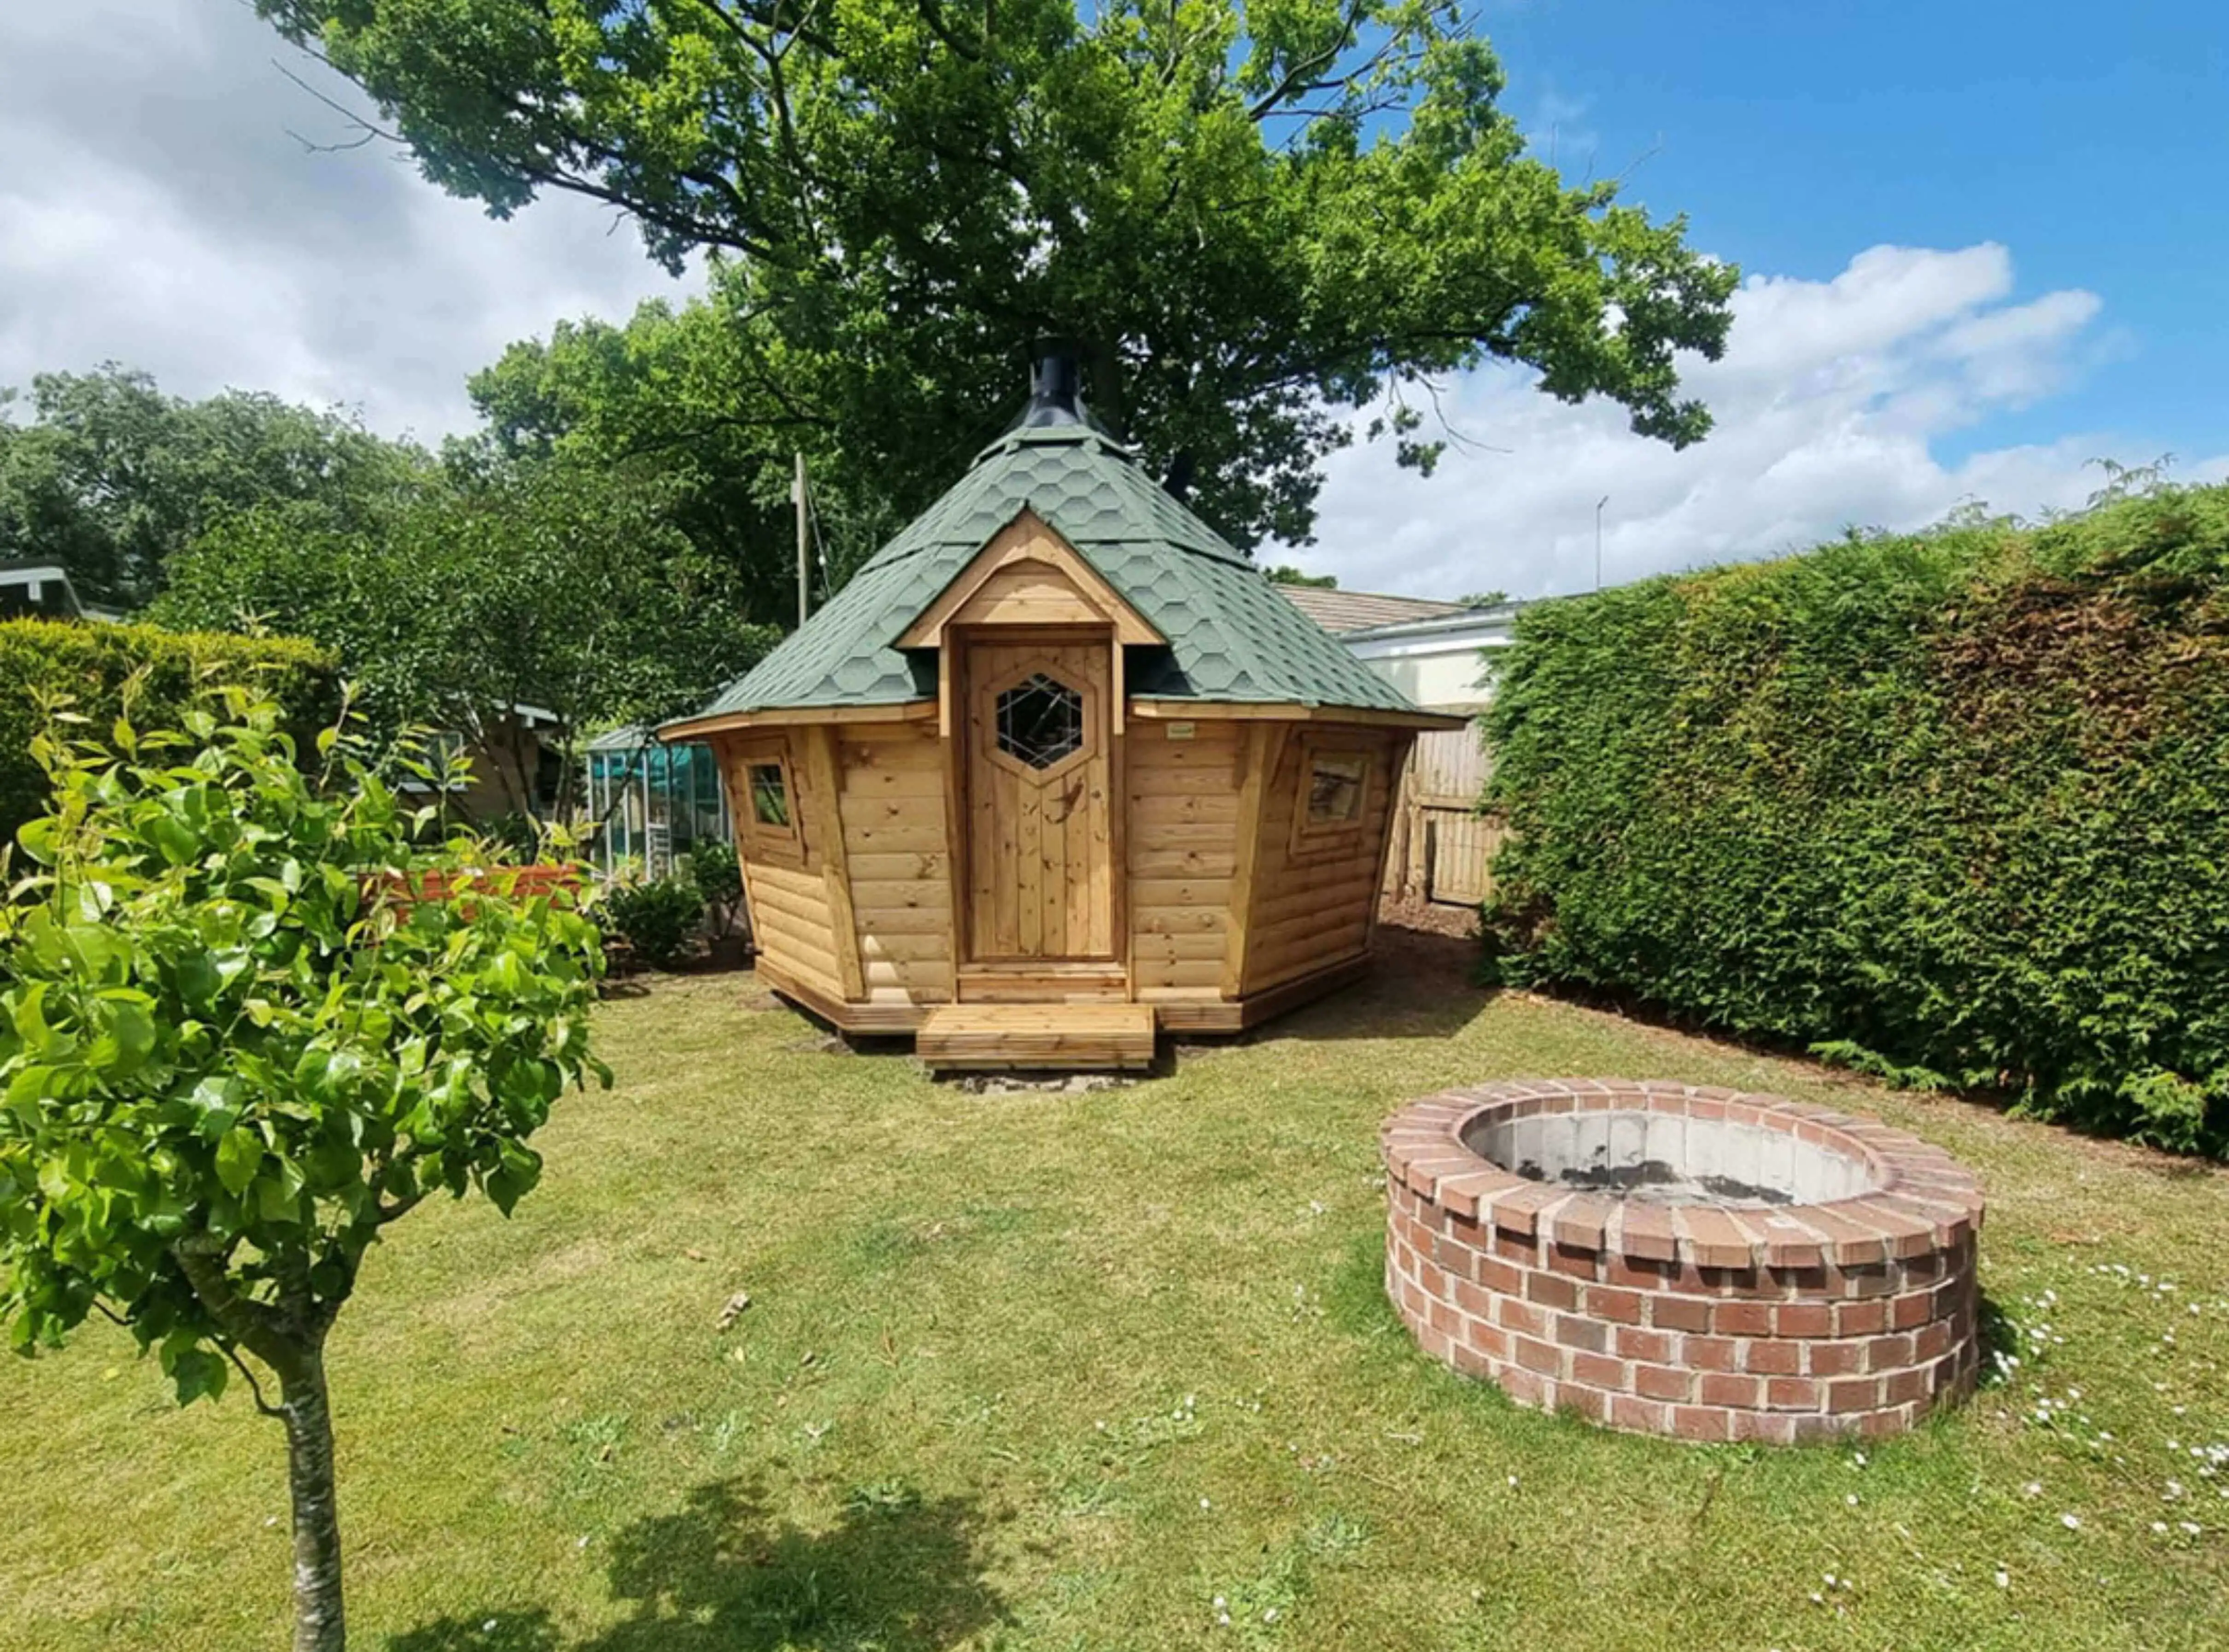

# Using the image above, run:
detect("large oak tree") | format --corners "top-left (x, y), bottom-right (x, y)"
top-left (258, 0), bottom-right (1738, 555)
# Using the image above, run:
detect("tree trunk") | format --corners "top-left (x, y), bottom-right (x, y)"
top-left (280, 1353), bottom-right (347, 1652)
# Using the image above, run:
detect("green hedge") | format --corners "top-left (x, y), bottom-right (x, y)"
top-left (0, 619), bottom-right (339, 850)
top-left (1484, 483), bottom-right (2229, 1154)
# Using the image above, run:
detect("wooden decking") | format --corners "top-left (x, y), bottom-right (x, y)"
top-left (917, 1002), bottom-right (1157, 1071)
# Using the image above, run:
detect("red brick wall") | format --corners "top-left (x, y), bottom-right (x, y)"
top-left (1381, 1080), bottom-right (1984, 1443)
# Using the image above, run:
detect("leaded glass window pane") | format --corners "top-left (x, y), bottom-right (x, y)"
top-left (1306, 754), bottom-right (1367, 824)
top-left (995, 674), bottom-right (1083, 769)
top-left (749, 762), bottom-right (790, 827)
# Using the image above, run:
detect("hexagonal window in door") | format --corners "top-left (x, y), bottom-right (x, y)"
top-left (995, 673), bottom-right (1084, 770)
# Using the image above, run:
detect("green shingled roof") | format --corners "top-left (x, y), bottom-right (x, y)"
top-left (678, 421), bottom-right (1423, 722)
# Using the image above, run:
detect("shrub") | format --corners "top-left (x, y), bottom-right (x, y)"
top-left (600, 876), bottom-right (705, 969)
top-left (1485, 482), bottom-right (2229, 1154)
top-left (685, 840), bottom-right (743, 940)
top-left (481, 810), bottom-right (547, 861)
top-left (0, 618), bottom-right (338, 850)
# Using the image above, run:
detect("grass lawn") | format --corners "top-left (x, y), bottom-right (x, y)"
top-left (5, 929), bottom-right (2226, 1652)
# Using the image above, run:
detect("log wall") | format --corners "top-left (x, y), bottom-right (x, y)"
top-left (717, 731), bottom-right (847, 1002)
top-left (1238, 726), bottom-right (1410, 995)
top-left (1125, 719), bottom-right (1244, 1003)
top-left (837, 721), bottom-right (956, 1004)
top-left (718, 711), bottom-right (1412, 1028)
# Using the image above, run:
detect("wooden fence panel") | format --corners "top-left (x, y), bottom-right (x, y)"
top-left (1385, 721), bottom-right (1504, 906)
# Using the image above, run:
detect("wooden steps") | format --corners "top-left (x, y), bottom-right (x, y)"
top-left (956, 961), bottom-right (1129, 1003)
top-left (917, 1002), bottom-right (1157, 1072)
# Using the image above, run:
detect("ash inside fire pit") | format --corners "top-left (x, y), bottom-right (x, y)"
top-left (1463, 1107), bottom-right (1882, 1208)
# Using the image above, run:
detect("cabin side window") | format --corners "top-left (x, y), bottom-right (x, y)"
top-left (748, 762), bottom-right (790, 827)
top-left (1289, 739), bottom-right (1375, 860)
top-left (1305, 752), bottom-right (1368, 826)
top-left (732, 740), bottom-right (802, 862)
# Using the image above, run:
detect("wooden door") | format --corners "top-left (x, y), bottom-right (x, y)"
top-left (963, 636), bottom-right (1115, 960)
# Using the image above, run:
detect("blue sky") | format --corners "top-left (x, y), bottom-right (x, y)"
top-left (1486, 0), bottom-right (2225, 470)
top-left (1297, 1), bottom-right (2229, 594)
top-left (2, 2), bottom-right (2222, 598)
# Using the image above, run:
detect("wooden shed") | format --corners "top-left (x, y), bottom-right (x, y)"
top-left (661, 357), bottom-right (1464, 1068)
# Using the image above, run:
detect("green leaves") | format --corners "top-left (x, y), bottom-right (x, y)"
top-left (213, 1129), bottom-right (263, 1198)
top-left (182, 1077), bottom-right (243, 1139)
top-left (159, 1336), bottom-right (228, 1408)
top-left (90, 998), bottom-right (156, 1078)
top-left (15, 814), bottom-right (59, 867)
top-left (11, 981), bottom-right (56, 1052)
top-left (154, 451), bottom-right (777, 813)
top-left (0, 683), bottom-right (608, 1405)
top-left (599, 877), bottom-right (703, 969)
top-left (1487, 483), bottom-right (2229, 1157)
top-left (258, 0), bottom-right (1734, 562)
top-left (483, 1141), bottom-right (541, 1218)
top-left (0, 362), bottom-right (433, 612)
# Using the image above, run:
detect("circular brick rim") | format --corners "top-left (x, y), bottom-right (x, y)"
top-left (1381, 1080), bottom-right (1986, 1444)
top-left (1383, 1079), bottom-right (1983, 1271)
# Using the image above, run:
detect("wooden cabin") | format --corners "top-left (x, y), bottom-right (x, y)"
top-left (661, 357), bottom-right (1464, 1068)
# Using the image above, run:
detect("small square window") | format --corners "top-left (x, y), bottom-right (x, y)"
top-left (748, 762), bottom-right (790, 828)
top-left (730, 742), bottom-right (803, 864)
top-left (1306, 754), bottom-right (1367, 826)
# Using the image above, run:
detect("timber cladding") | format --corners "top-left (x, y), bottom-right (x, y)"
top-left (713, 710), bottom-right (1411, 1031)
top-left (1234, 725), bottom-right (1412, 996)
top-left (837, 722), bottom-right (955, 1005)
top-left (1127, 719), bottom-right (1243, 1003)
top-left (716, 730), bottom-right (846, 1003)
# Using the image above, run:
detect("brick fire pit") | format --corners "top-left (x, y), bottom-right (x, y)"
top-left (1381, 1080), bottom-right (1984, 1442)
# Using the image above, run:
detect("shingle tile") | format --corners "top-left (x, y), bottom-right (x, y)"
top-left (677, 422), bottom-right (1420, 721)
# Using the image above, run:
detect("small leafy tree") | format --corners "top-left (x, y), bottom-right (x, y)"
top-left (0, 685), bottom-right (607, 1652)
top-left (156, 455), bottom-right (777, 821)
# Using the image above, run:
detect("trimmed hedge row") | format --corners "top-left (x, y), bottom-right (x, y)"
top-left (0, 619), bottom-right (339, 850)
top-left (1484, 484), bottom-right (2229, 1154)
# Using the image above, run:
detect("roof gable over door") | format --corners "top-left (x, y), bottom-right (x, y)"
top-left (897, 509), bottom-right (1161, 647)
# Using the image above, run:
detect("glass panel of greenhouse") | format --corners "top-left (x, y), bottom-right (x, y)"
top-left (584, 726), bottom-right (732, 879)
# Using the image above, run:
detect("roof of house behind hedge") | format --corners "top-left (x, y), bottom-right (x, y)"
top-left (679, 421), bottom-right (1420, 720)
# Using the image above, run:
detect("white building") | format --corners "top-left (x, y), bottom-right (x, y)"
top-left (1336, 603), bottom-right (1521, 713)
top-left (1275, 586), bottom-right (1522, 907)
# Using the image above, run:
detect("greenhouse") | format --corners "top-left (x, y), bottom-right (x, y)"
top-left (583, 726), bottom-right (732, 879)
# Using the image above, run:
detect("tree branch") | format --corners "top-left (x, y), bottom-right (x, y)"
top-left (171, 1237), bottom-right (299, 1376)
top-left (1244, 0), bottom-right (1379, 123)
top-left (374, 1189), bottom-right (429, 1227)
top-left (912, 0), bottom-right (985, 61)
top-left (223, 1342), bottom-right (288, 1420)
top-left (269, 58), bottom-right (408, 150)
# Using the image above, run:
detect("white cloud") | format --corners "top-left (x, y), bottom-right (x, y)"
top-left (2, 7), bottom-right (2215, 585)
top-left (1294, 243), bottom-right (2225, 600)
top-left (0, 0), bottom-right (696, 444)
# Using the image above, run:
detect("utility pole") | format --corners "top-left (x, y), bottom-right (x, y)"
top-left (794, 451), bottom-right (810, 630)
top-left (1595, 494), bottom-right (1609, 591)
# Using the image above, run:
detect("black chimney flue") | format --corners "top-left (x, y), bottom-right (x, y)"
top-left (1023, 344), bottom-right (1083, 427)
